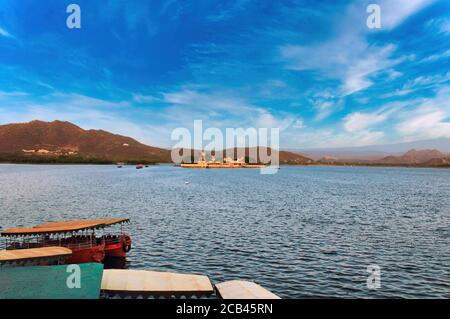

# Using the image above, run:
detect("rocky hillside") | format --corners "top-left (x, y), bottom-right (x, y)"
top-left (0, 120), bottom-right (171, 163)
top-left (373, 149), bottom-right (448, 165)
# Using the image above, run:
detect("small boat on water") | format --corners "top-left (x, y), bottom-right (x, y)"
top-left (117, 162), bottom-right (125, 168)
top-left (1, 218), bottom-right (132, 264)
top-left (0, 247), bottom-right (103, 299)
top-left (136, 164), bottom-right (144, 169)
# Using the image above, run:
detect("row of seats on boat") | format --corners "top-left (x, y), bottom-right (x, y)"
top-left (6, 234), bottom-right (120, 249)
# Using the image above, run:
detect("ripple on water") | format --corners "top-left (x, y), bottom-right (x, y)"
top-left (0, 165), bottom-right (449, 298)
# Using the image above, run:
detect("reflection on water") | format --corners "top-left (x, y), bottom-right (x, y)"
top-left (104, 257), bottom-right (129, 269)
top-left (0, 164), bottom-right (449, 298)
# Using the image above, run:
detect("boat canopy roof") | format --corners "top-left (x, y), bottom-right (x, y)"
top-left (1, 218), bottom-right (130, 237)
top-left (0, 247), bottom-right (72, 263)
top-left (34, 218), bottom-right (129, 229)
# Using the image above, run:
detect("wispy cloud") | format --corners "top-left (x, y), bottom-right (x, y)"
top-left (0, 91), bottom-right (28, 98)
top-left (379, 0), bottom-right (434, 30)
top-left (344, 111), bottom-right (389, 133)
top-left (426, 17), bottom-right (450, 35)
top-left (280, 0), bottom-right (433, 98)
top-left (0, 26), bottom-right (13, 38)
top-left (396, 89), bottom-right (450, 140)
top-left (163, 88), bottom-right (253, 113)
top-left (422, 49), bottom-right (450, 62)
top-left (132, 93), bottom-right (160, 104)
top-left (207, 0), bottom-right (251, 22)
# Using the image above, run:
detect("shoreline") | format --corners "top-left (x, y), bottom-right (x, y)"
top-left (0, 162), bottom-right (448, 169)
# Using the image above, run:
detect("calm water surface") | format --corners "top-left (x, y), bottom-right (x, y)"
top-left (0, 164), bottom-right (449, 298)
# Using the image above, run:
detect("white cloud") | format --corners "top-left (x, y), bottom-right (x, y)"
top-left (132, 93), bottom-right (159, 104)
top-left (0, 26), bottom-right (13, 38)
top-left (0, 91), bottom-right (29, 98)
top-left (51, 92), bottom-right (131, 109)
top-left (405, 72), bottom-right (450, 89)
top-left (343, 112), bottom-right (389, 132)
top-left (397, 110), bottom-right (450, 138)
top-left (163, 89), bottom-right (251, 113)
top-left (343, 44), bottom-right (397, 95)
top-left (422, 49), bottom-right (450, 62)
top-left (383, 72), bottom-right (450, 98)
top-left (378, 0), bottom-right (434, 30)
top-left (314, 101), bottom-right (334, 121)
top-left (207, 0), bottom-right (251, 22)
top-left (426, 18), bottom-right (450, 35)
top-left (280, 0), bottom-right (433, 97)
top-left (253, 110), bottom-right (294, 130)
top-left (289, 129), bottom-right (385, 148)
top-left (395, 89), bottom-right (450, 140)
top-left (280, 24), bottom-right (396, 97)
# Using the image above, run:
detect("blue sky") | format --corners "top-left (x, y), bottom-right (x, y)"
top-left (0, 0), bottom-right (449, 148)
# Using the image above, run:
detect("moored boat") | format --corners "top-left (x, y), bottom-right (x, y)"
top-left (34, 218), bottom-right (132, 259)
top-left (1, 218), bottom-right (132, 264)
top-left (104, 233), bottom-right (132, 258)
top-left (136, 164), bottom-right (144, 169)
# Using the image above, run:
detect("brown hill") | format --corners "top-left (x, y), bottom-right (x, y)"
top-left (422, 157), bottom-right (450, 166)
top-left (277, 150), bottom-right (313, 164)
top-left (374, 149), bottom-right (447, 165)
top-left (0, 120), bottom-right (171, 163)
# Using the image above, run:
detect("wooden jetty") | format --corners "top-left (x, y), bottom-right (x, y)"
top-left (215, 280), bottom-right (281, 299)
top-left (101, 269), bottom-right (214, 298)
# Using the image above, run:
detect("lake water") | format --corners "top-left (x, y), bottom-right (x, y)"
top-left (0, 164), bottom-right (449, 298)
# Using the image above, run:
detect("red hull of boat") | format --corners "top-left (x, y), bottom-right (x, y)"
top-left (105, 243), bottom-right (126, 258)
top-left (104, 235), bottom-right (131, 258)
top-left (65, 244), bottom-right (105, 264)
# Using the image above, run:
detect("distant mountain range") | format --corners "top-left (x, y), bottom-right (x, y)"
top-left (372, 149), bottom-right (449, 166)
top-left (316, 149), bottom-right (449, 167)
top-left (290, 138), bottom-right (450, 160)
top-left (0, 120), bottom-right (311, 164)
top-left (0, 120), bottom-right (448, 167)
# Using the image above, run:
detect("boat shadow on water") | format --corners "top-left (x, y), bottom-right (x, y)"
top-left (104, 256), bottom-right (129, 269)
